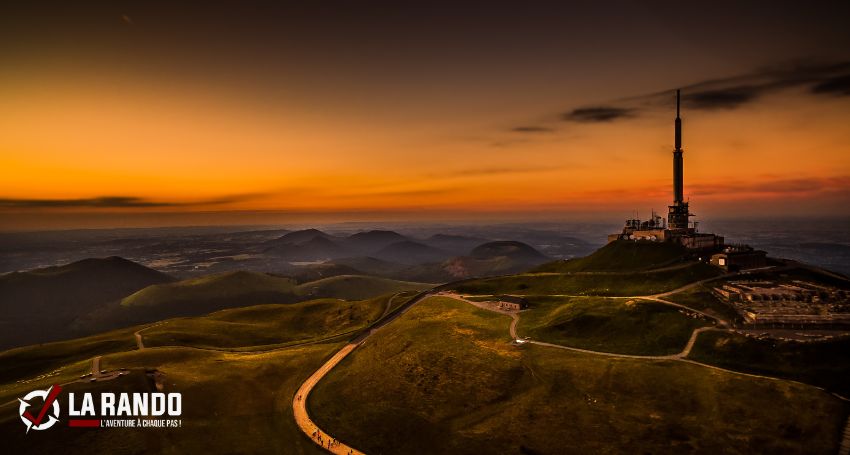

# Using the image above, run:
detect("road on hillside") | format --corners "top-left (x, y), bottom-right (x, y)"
top-left (440, 293), bottom-right (850, 397)
top-left (292, 291), bottom-right (434, 454)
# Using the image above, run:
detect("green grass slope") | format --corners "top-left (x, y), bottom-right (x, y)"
top-left (533, 240), bottom-right (690, 273)
top-left (0, 326), bottom-right (138, 386)
top-left (294, 274), bottom-right (432, 300)
top-left (664, 284), bottom-right (743, 323)
top-left (0, 293), bottom-right (407, 394)
top-left (0, 291), bottom-right (413, 453)
top-left (688, 330), bottom-right (850, 397)
top-left (142, 295), bottom-right (395, 349)
top-left (517, 296), bottom-right (711, 355)
top-left (121, 270), bottom-right (299, 308)
top-left (76, 272), bottom-right (430, 334)
top-left (0, 344), bottom-right (333, 455)
top-left (452, 262), bottom-right (720, 297)
top-left (310, 296), bottom-right (847, 454)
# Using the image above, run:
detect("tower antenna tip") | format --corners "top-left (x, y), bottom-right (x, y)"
top-left (676, 89), bottom-right (680, 117)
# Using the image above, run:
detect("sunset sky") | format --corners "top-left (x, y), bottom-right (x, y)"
top-left (2, 2), bottom-right (850, 229)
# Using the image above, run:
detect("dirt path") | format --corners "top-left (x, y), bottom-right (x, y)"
top-left (134, 322), bottom-right (166, 350)
top-left (379, 293), bottom-right (400, 320)
top-left (134, 331), bottom-right (145, 349)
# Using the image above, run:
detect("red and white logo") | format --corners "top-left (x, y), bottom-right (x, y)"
top-left (18, 384), bottom-right (62, 433)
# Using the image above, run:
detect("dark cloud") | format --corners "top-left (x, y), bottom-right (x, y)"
top-left (504, 60), bottom-right (850, 144)
top-left (689, 176), bottom-right (850, 197)
top-left (511, 126), bottom-right (553, 133)
top-left (0, 194), bottom-right (263, 209)
top-left (0, 197), bottom-right (174, 208)
top-left (684, 85), bottom-right (761, 110)
top-left (562, 106), bottom-right (633, 123)
top-left (633, 60), bottom-right (850, 111)
top-left (811, 74), bottom-right (850, 96)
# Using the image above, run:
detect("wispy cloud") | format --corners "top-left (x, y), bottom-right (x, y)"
top-left (562, 106), bottom-right (634, 123)
top-left (655, 59), bottom-right (850, 110)
top-left (0, 193), bottom-right (265, 209)
top-left (511, 126), bottom-right (554, 133)
top-left (435, 165), bottom-right (565, 178)
top-left (689, 176), bottom-right (850, 197)
top-left (811, 74), bottom-right (850, 96)
top-left (684, 85), bottom-right (761, 110)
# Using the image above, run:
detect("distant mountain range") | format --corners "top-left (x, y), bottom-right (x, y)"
top-left (262, 229), bottom-right (553, 281)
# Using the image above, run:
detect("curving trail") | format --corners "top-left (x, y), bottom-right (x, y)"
top-left (293, 342), bottom-right (366, 455)
top-left (292, 291), bottom-right (432, 454)
top-left (134, 322), bottom-right (164, 350)
top-left (134, 330), bottom-right (145, 349)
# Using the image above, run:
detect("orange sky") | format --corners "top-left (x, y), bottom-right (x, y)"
top-left (1, 3), bottom-right (849, 229)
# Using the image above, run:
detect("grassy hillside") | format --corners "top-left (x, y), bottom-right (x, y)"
top-left (0, 345), bottom-right (332, 455)
top-left (0, 257), bottom-right (173, 349)
top-left (122, 272), bottom-right (429, 308)
top-left (0, 291), bottom-right (410, 454)
top-left (663, 284), bottom-right (743, 322)
top-left (294, 274), bottom-right (431, 300)
top-left (0, 326), bottom-right (137, 386)
top-left (533, 240), bottom-right (690, 273)
top-left (310, 296), bottom-right (847, 454)
top-left (688, 330), bottom-right (850, 396)
top-left (452, 262), bottom-right (720, 297)
top-left (121, 270), bottom-right (299, 308)
top-left (469, 240), bottom-right (547, 262)
top-left (142, 295), bottom-right (398, 350)
top-left (0, 293), bottom-right (410, 402)
top-left (516, 296), bottom-right (711, 355)
top-left (75, 272), bottom-right (431, 334)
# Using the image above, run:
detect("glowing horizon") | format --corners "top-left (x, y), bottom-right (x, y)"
top-left (1, 3), bottom-right (849, 230)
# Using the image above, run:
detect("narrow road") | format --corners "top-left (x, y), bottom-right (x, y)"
top-left (292, 291), bottom-right (433, 454)
top-left (293, 343), bottom-right (366, 455)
